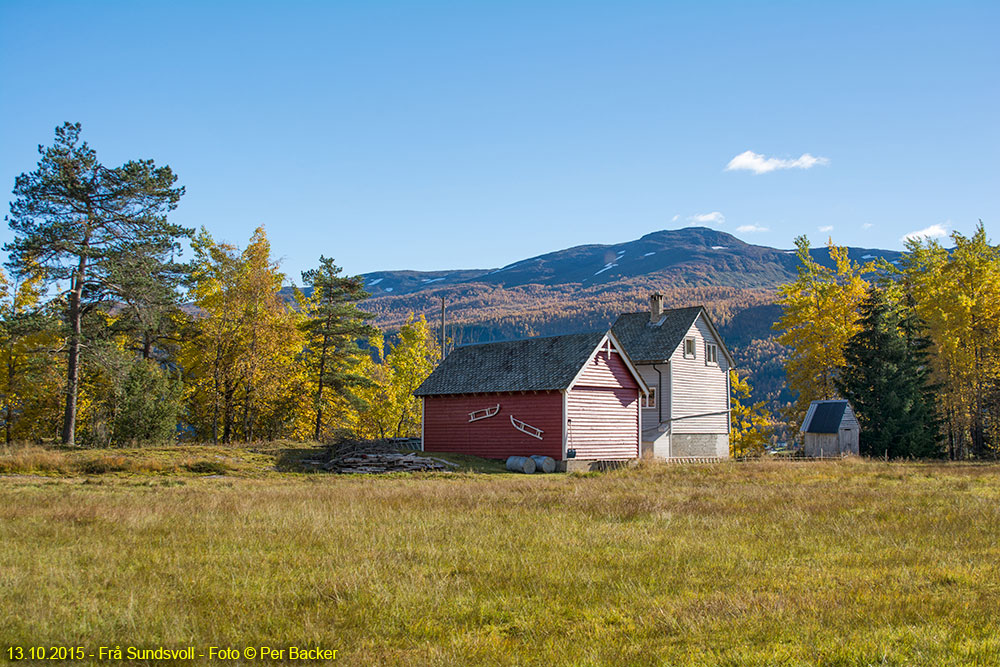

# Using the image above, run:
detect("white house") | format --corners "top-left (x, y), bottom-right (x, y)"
top-left (611, 295), bottom-right (733, 459)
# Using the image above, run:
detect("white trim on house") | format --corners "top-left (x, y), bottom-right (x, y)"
top-left (561, 389), bottom-right (568, 460)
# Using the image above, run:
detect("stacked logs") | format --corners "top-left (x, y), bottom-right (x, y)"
top-left (306, 439), bottom-right (458, 474)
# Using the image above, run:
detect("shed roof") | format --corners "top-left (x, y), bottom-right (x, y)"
top-left (612, 306), bottom-right (733, 364)
top-left (415, 331), bottom-right (609, 396)
top-left (802, 400), bottom-right (848, 433)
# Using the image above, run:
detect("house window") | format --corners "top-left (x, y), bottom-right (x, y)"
top-left (641, 387), bottom-right (656, 409)
top-left (706, 342), bottom-right (719, 365)
top-left (683, 338), bottom-right (696, 359)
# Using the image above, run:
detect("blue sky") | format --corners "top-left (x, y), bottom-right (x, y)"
top-left (1, 1), bottom-right (996, 280)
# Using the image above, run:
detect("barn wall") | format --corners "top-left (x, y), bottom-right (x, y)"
top-left (566, 349), bottom-right (640, 460)
top-left (669, 315), bottom-right (730, 434)
top-left (803, 433), bottom-right (840, 457)
top-left (422, 392), bottom-right (563, 460)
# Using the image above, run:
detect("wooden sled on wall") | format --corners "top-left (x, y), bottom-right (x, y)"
top-left (510, 415), bottom-right (543, 440)
top-left (468, 404), bottom-right (500, 422)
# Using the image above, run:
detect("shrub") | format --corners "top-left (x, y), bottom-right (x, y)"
top-left (182, 460), bottom-right (229, 475)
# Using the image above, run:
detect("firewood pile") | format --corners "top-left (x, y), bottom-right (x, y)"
top-left (305, 439), bottom-right (459, 474)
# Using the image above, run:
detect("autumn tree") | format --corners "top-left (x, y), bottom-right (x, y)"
top-left (901, 222), bottom-right (1000, 458)
top-left (300, 257), bottom-right (376, 441)
top-left (775, 236), bottom-right (871, 430)
top-left (182, 227), bottom-right (306, 443)
top-left (354, 315), bottom-right (438, 439)
top-left (4, 123), bottom-right (188, 445)
top-left (0, 266), bottom-right (61, 443)
top-left (729, 369), bottom-right (775, 457)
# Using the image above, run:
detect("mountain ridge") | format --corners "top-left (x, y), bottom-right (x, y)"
top-left (358, 227), bottom-right (902, 296)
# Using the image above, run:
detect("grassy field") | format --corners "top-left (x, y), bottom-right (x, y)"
top-left (2, 446), bottom-right (999, 666)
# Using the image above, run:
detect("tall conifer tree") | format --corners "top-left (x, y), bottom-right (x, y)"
top-left (837, 286), bottom-right (941, 458)
top-left (300, 257), bottom-right (375, 441)
top-left (4, 123), bottom-right (188, 445)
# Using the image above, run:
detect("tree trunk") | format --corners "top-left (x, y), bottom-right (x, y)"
top-left (62, 250), bottom-right (88, 446)
top-left (313, 328), bottom-right (330, 442)
top-left (5, 345), bottom-right (14, 445)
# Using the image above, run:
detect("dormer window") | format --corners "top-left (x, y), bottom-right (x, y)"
top-left (683, 338), bottom-right (696, 359)
top-left (705, 342), bottom-right (719, 365)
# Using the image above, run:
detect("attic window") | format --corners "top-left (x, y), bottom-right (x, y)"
top-left (641, 387), bottom-right (656, 409)
top-left (705, 342), bottom-right (719, 366)
top-left (683, 338), bottom-right (696, 359)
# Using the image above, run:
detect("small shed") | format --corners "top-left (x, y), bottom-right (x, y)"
top-left (415, 330), bottom-right (649, 463)
top-left (800, 400), bottom-right (860, 457)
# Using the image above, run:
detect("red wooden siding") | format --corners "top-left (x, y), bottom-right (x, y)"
top-left (566, 348), bottom-right (641, 459)
top-left (422, 392), bottom-right (563, 460)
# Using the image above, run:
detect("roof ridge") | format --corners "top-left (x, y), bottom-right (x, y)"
top-left (455, 329), bottom-right (605, 349)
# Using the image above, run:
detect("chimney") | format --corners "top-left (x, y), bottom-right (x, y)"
top-left (649, 293), bottom-right (663, 323)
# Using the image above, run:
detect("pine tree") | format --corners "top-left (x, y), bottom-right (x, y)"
top-left (4, 123), bottom-right (188, 445)
top-left (300, 257), bottom-right (376, 442)
top-left (837, 286), bottom-right (941, 458)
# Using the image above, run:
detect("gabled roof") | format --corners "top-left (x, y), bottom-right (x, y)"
top-left (801, 400), bottom-right (848, 433)
top-left (416, 331), bottom-right (607, 396)
top-left (611, 306), bottom-right (733, 365)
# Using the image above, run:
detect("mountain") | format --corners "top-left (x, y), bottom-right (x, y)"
top-left (359, 227), bottom-right (902, 297)
top-left (339, 227), bottom-right (901, 412)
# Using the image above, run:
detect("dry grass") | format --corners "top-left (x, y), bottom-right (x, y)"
top-left (2, 456), bottom-right (999, 665)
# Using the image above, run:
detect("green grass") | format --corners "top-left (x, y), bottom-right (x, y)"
top-left (2, 454), bottom-right (999, 665)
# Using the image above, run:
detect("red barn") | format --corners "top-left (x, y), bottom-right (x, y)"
top-left (415, 330), bottom-right (649, 464)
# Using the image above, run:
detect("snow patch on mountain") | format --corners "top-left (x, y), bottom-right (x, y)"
top-left (594, 263), bottom-right (618, 276)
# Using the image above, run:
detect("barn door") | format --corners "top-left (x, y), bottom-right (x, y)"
top-left (839, 428), bottom-right (855, 455)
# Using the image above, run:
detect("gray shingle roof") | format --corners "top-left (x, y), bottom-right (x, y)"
top-left (415, 331), bottom-right (607, 396)
top-left (803, 401), bottom-right (848, 433)
top-left (610, 307), bottom-right (704, 363)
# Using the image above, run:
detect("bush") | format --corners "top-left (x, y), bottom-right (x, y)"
top-left (111, 360), bottom-right (183, 447)
top-left (182, 460), bottom-right (229, 475)
top-left (78, 456), bottom-right (131, 474)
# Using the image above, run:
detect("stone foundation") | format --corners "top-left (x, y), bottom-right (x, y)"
top-left (671, 433), bottom-right (729, 458)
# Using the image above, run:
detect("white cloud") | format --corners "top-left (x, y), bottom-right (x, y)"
top-left (862, 222), bottom-right (874, 230)
top-left (689, 211), bottom-right (725, 224)
top-left (736, 224), bottom-right (769, 233)
top-left (818, 225), bottom-right (834, 233)
top-left (671, 214), bottom-right (680, 222)
top-left (901, 223), bottom-right (949, 244)
top-left (725, 150), bottom-right (830, 174)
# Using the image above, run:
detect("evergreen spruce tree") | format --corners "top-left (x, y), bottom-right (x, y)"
top-left (300, 256), bottom-right (376, 441)
top-left (837, 286), bottom-right (942, 458)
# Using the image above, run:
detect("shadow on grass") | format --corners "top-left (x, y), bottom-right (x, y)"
top-left (274, 447), bottom-right (328, 472)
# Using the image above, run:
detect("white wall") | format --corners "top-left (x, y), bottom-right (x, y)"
top-left (669, 315), bottom-right (730, 435)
